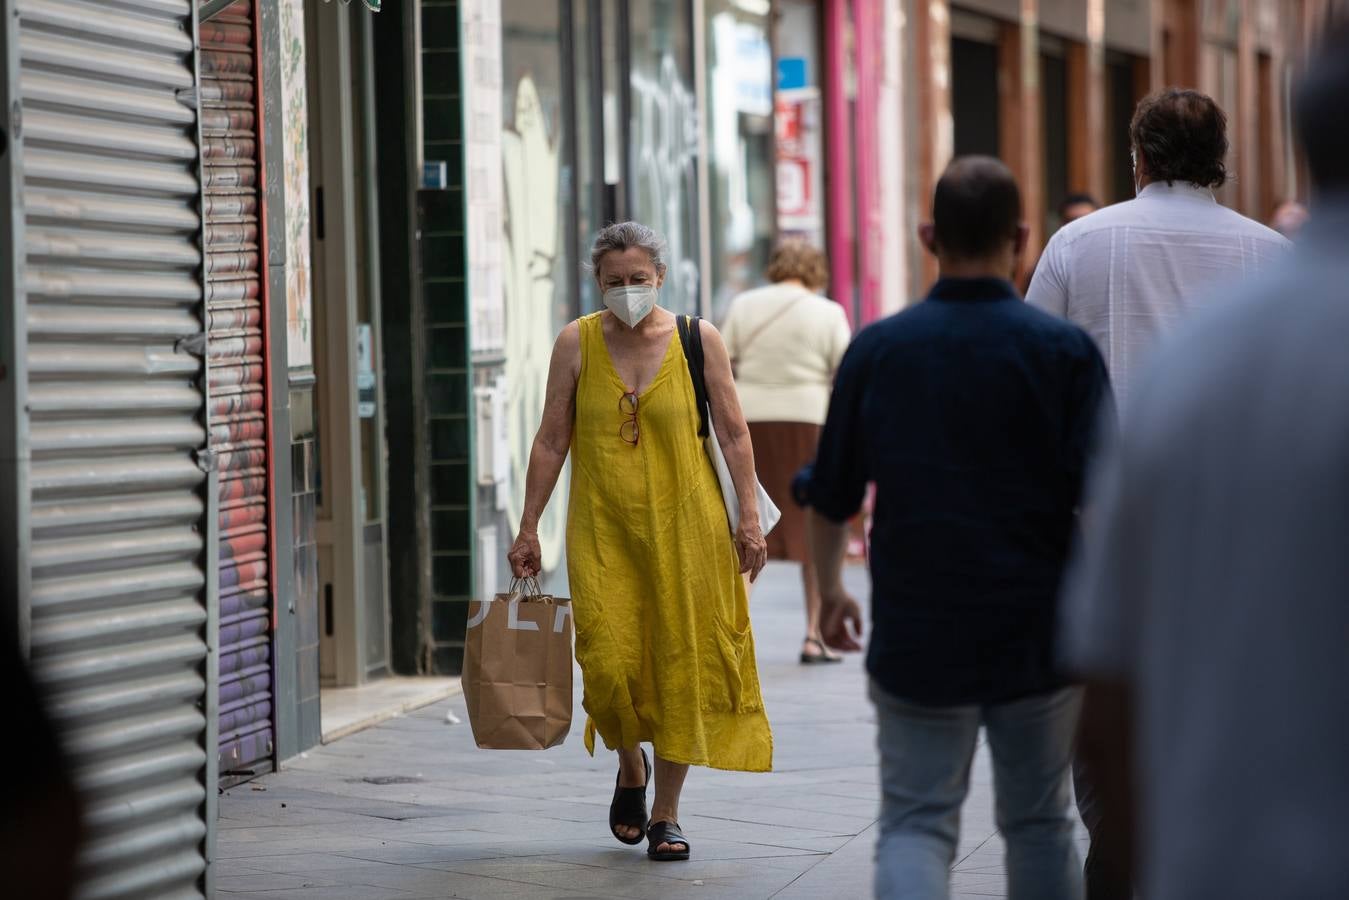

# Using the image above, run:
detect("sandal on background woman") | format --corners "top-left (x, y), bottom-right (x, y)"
top-left (800, 634), bottom-right (843, 665)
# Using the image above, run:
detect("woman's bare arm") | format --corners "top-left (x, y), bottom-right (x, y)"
top-left (699, 322), bottom-right (768, 579)
top-left (508, 322), bottom-right (581, 577)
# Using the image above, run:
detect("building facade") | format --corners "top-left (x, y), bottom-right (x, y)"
top-left (905, 0), bottom-right (1339, 289)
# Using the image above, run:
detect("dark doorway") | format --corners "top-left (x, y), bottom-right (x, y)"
top-left (951, 37), bottom-right (1001, 159)
top-left (1041, 50), bottom-right (1068, 232)
top-left (1108, 54), bottom-right (1140, 203)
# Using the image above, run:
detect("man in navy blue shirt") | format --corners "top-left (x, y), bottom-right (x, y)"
top-left (804, 157), bottom-right (1111, 900)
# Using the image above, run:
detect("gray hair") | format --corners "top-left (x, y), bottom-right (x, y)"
top-left (588, 221), bottom-right (668, 279)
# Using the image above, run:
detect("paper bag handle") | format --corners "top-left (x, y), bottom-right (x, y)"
top-left (509, 575), bottom-right (544, 600)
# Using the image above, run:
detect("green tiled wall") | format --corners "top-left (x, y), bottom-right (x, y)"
top-left (421, 0), bottom-right (472, 674)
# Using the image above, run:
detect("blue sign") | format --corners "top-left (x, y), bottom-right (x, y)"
top-left (422, 160), bottom-right (448, 190)
top-left (777, 57), bottom-right (808, 91)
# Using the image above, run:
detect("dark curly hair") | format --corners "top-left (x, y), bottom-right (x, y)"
top-left (1130, 89), bottom-right (1229, 189)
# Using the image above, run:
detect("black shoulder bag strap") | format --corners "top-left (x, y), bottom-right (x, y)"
top-left (676, 315), bottom-right (710, 438)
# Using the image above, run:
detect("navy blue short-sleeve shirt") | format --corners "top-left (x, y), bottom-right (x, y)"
top-left (806, 277), bottom-right (1113, 706)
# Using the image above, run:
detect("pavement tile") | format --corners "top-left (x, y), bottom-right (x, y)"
top-left (439, 862), bottom-right (800, 900)
top-left (534, 855), bottom-right (820, 881)
top-left (421, 857), bottom-right (596, 878)
top-left (768, 821), bottom-right (874, 897)
top-left (531, 847), bottom-right (828, 875)
top-left (214, 834), bottom-right (398, 859)
top-left (298, 863), bottom-right (512, 895)
top-left (351, 839), bottom-right (613, 867)
top-left (951, 871), bottom-right (1009, 887)
top-left (217, 887), bottom-right (420, 899)
top-left (683, 800), bottom-right (874, 835)
top-left (215, 871), bottom-right (339, 892)
top-left (210, 860), bottom-right (271, 877)
top-left (243, 855), bottom-right (433, 876)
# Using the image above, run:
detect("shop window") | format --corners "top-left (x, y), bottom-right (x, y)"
top-left (628, 0), bottom-right (700, 315)
top-left (704, 0), bottom-right (775, 321)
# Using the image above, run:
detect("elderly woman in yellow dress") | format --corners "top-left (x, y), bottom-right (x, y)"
top-left (507, 222), bottom-right (773, 861)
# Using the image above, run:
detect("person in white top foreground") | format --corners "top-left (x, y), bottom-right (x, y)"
top-left (1026, 88), bottom-right (1290, 900)
top-left (1061, 30), bottom-right (1349, 899)
top-left (720, 240), bottom-right (851, 665)
top-left (1026, 88), bottom-right (1290, 415)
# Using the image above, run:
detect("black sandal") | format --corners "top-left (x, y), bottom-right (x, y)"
top-left (800, 635), bottom-right (843, 665)
top-left (646, 819), bottom-right (691, 861)
top-left (609, 749), bottom-right (650, 846)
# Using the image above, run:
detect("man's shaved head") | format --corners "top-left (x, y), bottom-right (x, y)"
top-left (932, 156), bottom-right (1024, 261)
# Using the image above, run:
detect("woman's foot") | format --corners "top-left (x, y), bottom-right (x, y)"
top-left (800, 635), bottom-right (843, 664)
top-left (609, 749), bottom-right (650, 845)
top-left (647, 819), bottom-right (691, 861)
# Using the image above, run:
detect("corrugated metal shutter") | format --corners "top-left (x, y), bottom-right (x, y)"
top-left (17, 0), bottom-right (212, 897)
top-left (199, 0), bottom-right (273, 781)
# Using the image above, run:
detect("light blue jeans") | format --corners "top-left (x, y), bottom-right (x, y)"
top-left (871, 681), bottom-right (1084, 900)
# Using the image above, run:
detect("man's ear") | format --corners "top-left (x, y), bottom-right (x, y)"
top-left (918, 222), bottom-right (938, 257)
top-left (1013, 223), bottom-right (1031, 257)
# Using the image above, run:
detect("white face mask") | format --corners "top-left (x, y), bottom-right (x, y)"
top-left (603, 284), bottom-right (658, 328)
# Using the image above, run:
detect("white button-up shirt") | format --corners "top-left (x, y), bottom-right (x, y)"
top-left (1026, 182), bottom-right (1290, 411)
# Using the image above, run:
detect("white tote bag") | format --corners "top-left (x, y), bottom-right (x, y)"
top-left (705, 411), bottom-right (781, 535)
top-left (678, 316), bottom-right (782, 536)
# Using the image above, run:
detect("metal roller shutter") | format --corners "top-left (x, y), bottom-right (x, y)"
top-left (199, 0), bottom-right (274, 781)
top-left (17, 0), bottom-right (212, 896)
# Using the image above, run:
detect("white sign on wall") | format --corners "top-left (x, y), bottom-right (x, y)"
top-left (775, 87), bottom-right (824, 245)
top-left (461, 0), bottom-right (505, 354)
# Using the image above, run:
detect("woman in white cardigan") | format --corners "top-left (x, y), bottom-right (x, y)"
top-left (721, 240), bottom-right (852, 664)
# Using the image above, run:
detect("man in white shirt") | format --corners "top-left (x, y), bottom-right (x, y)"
top-left (1027, 89), bottom-right (1290, 414)
top-left (1061, 31), bottom-right (1349, 899)
top-left (1027, 88), bottom-right (1289, 900)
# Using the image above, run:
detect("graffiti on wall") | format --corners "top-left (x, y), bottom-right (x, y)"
top-left (502, 74), bottom-right (567, 573)
top-left (631, 54), bottom-right (701, 314)
top-left (280, 0), bottom-right (313, 370)
top-left (463, 0), bottom-right (506, 353)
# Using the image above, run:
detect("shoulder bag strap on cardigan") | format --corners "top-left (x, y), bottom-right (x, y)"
top-left (730, 293), bottom-right (808, 371)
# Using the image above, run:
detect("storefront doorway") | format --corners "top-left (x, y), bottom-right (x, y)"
top-left (304, 1), bottom-right (391, 691)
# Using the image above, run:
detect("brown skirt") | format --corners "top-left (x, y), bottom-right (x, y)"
top-left (748, 421), bottom-right (822, 563)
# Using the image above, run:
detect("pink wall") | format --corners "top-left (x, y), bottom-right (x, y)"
top-left (823, 0), bottom-right (856, 325)
top-left (823, 0), bottom-right (886, 326)
top-left (852, 0), bottom-right (883, 325)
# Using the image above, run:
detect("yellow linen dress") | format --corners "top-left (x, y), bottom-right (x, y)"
top-left (567, 312), bottom-right (773, 772)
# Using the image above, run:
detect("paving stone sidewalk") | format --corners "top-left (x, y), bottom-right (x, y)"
top-left (217, 562), bottom-right (1085, 899)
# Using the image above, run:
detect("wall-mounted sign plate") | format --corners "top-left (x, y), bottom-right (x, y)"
top-left (422, 160), bottom-right (448, 190)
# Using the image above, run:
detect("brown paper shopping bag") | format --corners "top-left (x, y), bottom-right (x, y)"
top-left (461, 578), bottom-right (573, 750)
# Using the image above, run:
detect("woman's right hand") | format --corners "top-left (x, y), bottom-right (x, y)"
top-left (507, 528), bottom-right (542, 579)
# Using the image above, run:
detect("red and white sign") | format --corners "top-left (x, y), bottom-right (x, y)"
top-left (777, 158), bottom-right (812, 219)
top-left (775, 87), bottom-right (823, 238)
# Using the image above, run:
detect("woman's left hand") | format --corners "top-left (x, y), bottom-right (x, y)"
top-left (735, 518), bottom-right (768, 582)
